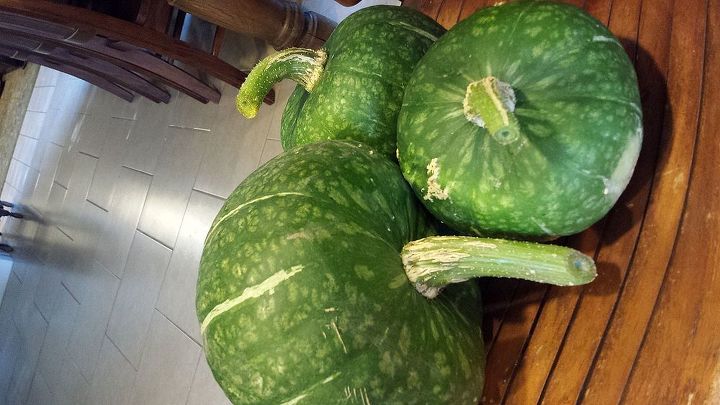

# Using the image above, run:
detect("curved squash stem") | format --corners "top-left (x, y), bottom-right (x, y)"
top-left (237, 48), bottom-right (327, 118)
top-left (402, 236), bottom-right (596, 299)
top-left (463, 76), bottom-right (521, 145)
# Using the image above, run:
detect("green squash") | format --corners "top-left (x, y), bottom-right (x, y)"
top-left (398, 1), bottom-right (643, 239)
top-left (197, 141), bottom-right (596, 404)
top-left (237, 6), bottom-right (445, 157)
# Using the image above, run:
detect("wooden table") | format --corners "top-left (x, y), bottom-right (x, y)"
top-left (404, 1), bottom-right (720, 404)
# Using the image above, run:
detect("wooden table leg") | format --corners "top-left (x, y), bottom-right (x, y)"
top-left (167, 0), bottom-right (337, 50)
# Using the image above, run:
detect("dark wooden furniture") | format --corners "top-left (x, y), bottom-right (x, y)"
top-left (404, 1), bottom-right (720, 404)
top-left (167, 0), bottom-right (337, 50)
top-left (0, 0), bottom-right (275, 104)
top-left (335, 0), bottom-right (362, 5)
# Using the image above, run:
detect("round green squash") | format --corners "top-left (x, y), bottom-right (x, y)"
top-left (197, 141), bottom-right (486, 404)
top-left (197, 141), bottom-right (596, 403)
top-left (237, 6), bottom-right (445, 157)
top-left (397, 1), bottom-right (643, 238)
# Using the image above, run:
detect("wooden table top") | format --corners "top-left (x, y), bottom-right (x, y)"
top-left (402, 0), bottom-right (720, 403)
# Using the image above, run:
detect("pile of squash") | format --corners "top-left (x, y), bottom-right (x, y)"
top-left (198, 2), bottom-right (641, 403)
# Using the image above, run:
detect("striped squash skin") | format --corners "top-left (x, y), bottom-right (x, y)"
top-left (398, 1), bottom-right (642, 238)
top-left (197, 141), bottom-right (485, 404)
top-left (281, 6), bottom-right (446, 157)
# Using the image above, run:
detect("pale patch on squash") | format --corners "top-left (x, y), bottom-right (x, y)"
top-left (605, 125), bottom-right (642, 202)
top-left (280, 393), bottom-right (308, 405)
top-left (388, 21), bottom-right (439, 42)
top-left (331, 321), bottom-right (348, 354)
top-left (200, 265), bottom-right (304, 335)
top-left (592, 35), bottom-right (620, 46)
top-left (424, 158), bottom-right (450, 201)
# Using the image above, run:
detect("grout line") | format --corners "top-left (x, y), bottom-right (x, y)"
top-left (120, 164), bottom-right (152, 177)
top-left (55, 225), bottom-right (74, 241)
top-left (33, 298), bottom-right (50, 324)
top-left (154, 308), bottom-right (202, 347)
top-left (110, 116), bottom-right (136, 122)
top-left (104, 332), bottom-right (139, 372)
top-left (51, 180), bottom-right (68, 191)
top-left (85, 197), bottom-right (108, 212)
top-left (77, 149), bottom-right (100, 159)
top-left (48, 140), bottom-right (66, 149)
top-left (10, 157), bottom-right (31, 170)
top-left (119, 164), bottom-right (153, 178)
top-left (60, 280), bottom-right (81, 305)
top-left (190, 187), bottom-right (227, 201)
top-left (168, 124), bottom-right (211, 132)
top-left (135, 228), bottom-right (174, 251)
top-left (85, 199), bottom-right (109, 213)
top-left (77, 151), bottom-right (99, 160)
top-left (184, 352), bottom-right (205, 405)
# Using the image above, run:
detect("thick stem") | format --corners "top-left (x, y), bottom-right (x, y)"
top-left (237, 47), bottom-right (327, 118)
top-left (463, 76), bottom-right (520, 145)
top-left (402, 236), bottom-right (596, 299)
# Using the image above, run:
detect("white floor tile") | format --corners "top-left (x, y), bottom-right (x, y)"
top-left (36, 284), bottom-right (80, 395)
top-left (66, 260), bottom-right (119, 381)
top-left (86, 117), bottom-right (135, 209)
top-left (27, 86), bottom-right (55, 113)
top-left (137, 126), bottom-right (208, 248)
top-left (19, 110), bottom-right (46, 140)
top-left (75, 114), bottom-right (109, 159)
top-left (129, 311), bottom-right (201, 405)
top-left (0, 325), bottom-right (20, 401)
top-left (53, 358), bottom-right (90, 405)
top-left (122, 97), bottom-right (171, 175)
top-left (186, 352), bottom-right (232, 405)
top-left (31, 142), bottom-right (63, 210)
top-left (106, 231), bottom-right (172, 367)
top-left (0, 271), bottom-right (21, 351)
top-left (35, 67), bottom-right (60, 88)
top-left (10, 261), bottom-right (42, 333)
top-left (86, 336), bottom-right (136, 405)
top-left (86, 87), bottom-right (139, 121)
top-left (57, 152), bottom-right (98, 241)
top-left (26, 371), bottom-right (53, 405)
top-left (259, 138), bottom-right (284, 166)
top-left (194, 83), bottom-right (273, 199)
top-left (5, 304), bottom-right (47, 405)
top-left (156, 191), bottom-right (224, 342)
top-left (13, 135), bottom-right (38, 167)
top-left (167, 91), bottom-right (217, 131)
top-left (94, 168), bottom-right (152, 278)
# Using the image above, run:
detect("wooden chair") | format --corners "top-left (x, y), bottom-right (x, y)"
top-left (167, 0), bottom-right (338, 51)
top-left (0, 0), bottom-right (275, 104)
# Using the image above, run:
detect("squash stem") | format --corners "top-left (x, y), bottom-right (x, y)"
top-left (463, 76), bottom-right (520, 145)
top-left (401, 236), bottom-right (596, 299)
top-left (237, 48), bottom-right (327, 118)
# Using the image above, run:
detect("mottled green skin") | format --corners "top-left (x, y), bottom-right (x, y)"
top-left (281, 6), bottom-right (445, 157)
top-left (398, 1), bottom-right (643, 238)
top-left (198, 141), bottom-right (485, 404)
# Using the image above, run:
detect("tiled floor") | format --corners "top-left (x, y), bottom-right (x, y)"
top-left (0, 1), bottom-right (398, 403)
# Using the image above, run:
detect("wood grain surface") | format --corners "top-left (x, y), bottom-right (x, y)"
top-left (403, 1), bottom-right (718, 403)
